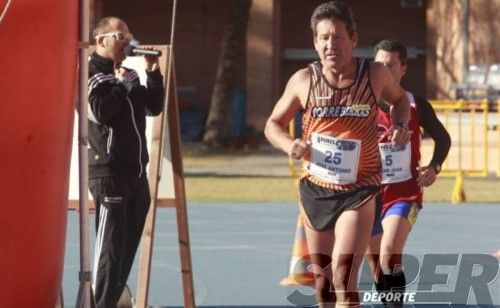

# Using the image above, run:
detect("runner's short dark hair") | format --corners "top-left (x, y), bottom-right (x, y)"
top-left (310, 1), bottom-right (357, 37)
top-left (374, 39), bottom-right (408, 66)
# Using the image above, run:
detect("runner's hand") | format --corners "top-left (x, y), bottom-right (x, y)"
top-left (417, 165), bottom-right (437, 187)
top-left (391, 126), bottom-right (411, 147)
top-left (288, 139), bottom-right (310, 160)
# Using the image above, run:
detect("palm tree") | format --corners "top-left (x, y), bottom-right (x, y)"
top-left (203, 0), bottom-right (251, 148)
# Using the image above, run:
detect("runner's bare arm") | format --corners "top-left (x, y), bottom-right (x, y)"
top-left (370, 62), bottom-right (411, 146)
top-left (265, 69), bottom-right (311, 159)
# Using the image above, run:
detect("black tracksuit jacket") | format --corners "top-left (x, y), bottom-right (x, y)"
top-left (87, 52), bottom-right (165, 179)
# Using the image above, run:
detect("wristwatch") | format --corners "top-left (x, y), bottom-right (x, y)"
top-left (431, 163), bottom-right (442, 174)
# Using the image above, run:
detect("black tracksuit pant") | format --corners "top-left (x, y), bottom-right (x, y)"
top-left (89, 175), bottom-right (150, 308)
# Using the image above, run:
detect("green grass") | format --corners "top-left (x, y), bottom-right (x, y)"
top-left (185, 176), bottom-right (298, 203)
top-left (423, 176), bottom-right (500, 203)
top-left (181, 146), bottom-right (500, 203)
top-left (184, 174), bottom-right (500, 203)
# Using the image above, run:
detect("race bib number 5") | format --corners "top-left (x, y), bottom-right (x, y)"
top-left (309, 133), bottom-right (361, 185)
top-left (379, 142), bottom-right (412, 184)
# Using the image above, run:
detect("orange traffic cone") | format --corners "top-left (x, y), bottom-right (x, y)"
top-left (280, 213), bottom-right (315, 286)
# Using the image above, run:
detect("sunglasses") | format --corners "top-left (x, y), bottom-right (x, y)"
top-left (96, 32), bottom-right (133, 41)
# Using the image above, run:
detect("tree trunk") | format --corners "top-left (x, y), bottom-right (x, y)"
top-left (203, 0), bottom-right (251, 148)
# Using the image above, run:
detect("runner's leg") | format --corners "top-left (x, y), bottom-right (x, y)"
top-left (331, 197), bottom-right (376, 307)
top-left (302, 208), bottom-right (336, 308)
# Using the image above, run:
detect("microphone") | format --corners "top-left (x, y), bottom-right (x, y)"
top-left (124, 45), bottom-right (162, 57)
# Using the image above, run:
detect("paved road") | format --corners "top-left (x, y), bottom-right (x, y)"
top-left (62, 202), bottom-right (500, 307)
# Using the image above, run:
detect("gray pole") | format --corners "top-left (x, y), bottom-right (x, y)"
top-left (462, 0), bottom-right (469, 82)
top-left (75, 0), bottom-right (95, 306)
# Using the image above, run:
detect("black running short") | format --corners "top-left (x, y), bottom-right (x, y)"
top-left (299, 178), bottom-right (379, 231)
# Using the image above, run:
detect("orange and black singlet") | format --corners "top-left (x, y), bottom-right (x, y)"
top-left (301, 58), bottom-right (381, 191)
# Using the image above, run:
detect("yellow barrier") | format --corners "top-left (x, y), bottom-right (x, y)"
top-left (426, 99), bottom-right (492, 204)
top-left (427, 100), bottom-right (489, 177)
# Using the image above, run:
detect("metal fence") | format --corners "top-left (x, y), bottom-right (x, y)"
top-left (423, 99), bottom-right (499, 203)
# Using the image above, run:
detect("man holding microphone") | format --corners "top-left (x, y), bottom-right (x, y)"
top-left (88, 16), bottom-right (164, 307)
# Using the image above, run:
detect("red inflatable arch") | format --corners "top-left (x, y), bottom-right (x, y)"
top-left (0, 0), bottom-right (78, 306)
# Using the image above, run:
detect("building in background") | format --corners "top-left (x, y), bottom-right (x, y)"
top-left (90, 0), bottom-right (499, 134)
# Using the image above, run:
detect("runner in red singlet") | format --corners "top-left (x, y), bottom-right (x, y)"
top-left (366, 39), bottom-right (451, 307)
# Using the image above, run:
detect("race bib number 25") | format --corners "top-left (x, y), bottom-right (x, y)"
top-left (309, 133), bottom-right (361, 185)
